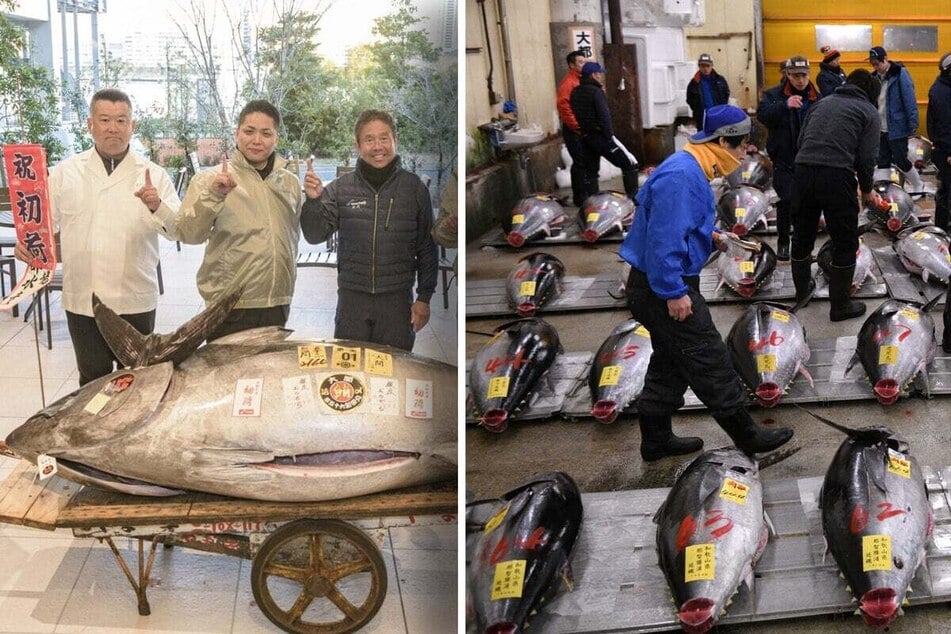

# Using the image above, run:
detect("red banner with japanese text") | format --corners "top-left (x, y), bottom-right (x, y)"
top-left (0, 144), bottom-right (57, 312)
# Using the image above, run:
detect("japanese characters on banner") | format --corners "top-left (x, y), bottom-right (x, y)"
top-left (0, 144), bottom-right (57, 312)
top-left (570, 27), bottom-right (594, 59)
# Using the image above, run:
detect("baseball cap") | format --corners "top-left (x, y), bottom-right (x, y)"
top-left (698, 53), bottom-right (714, 65)
top-left (786, 55), bottom-right (810, 74)
top-left (868, 46), bottom-right (887, 62)
top-left (581, 61), bottom-right (606, 76)
top-left (940, 52), bottom-right (951, 73)
top-left (690, 105), bottom-right (752, 144)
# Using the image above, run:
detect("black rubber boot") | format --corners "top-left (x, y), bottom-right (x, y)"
top-left (638, 414), bottom-right (704, 461)
top-left (829, 263), bottom-right (866, 322)
top-left (943, 283), bottom-right (951, 353)
top-left (776, 206), bottom-right (790, 261)
top-left (791, 256), bottom-right (815, 304)
top-left (622, 169), bottom-right (640, 200)
top-left (713, 408), bottom-right (793, 455)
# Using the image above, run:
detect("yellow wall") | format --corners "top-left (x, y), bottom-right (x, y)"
top-left (685, 0), bottom-right (759, 111)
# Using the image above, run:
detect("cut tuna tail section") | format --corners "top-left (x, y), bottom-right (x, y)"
top-left (93, 287), bottom-right (242, 368)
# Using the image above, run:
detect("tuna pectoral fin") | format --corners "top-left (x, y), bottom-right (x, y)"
top-left (845, 352), bottom-right (859, 376)
top-left (182, 448), bottom-right (276, 465)
top-left (93, 287), bottom-right (242, 368)
top-left (431, 442), bottom-right (458, 466)
top-left (798, 363), bottom-right (816, 388)
top-left (189, 465), bottom-right (273, 483)
top-left (560, 560), bottom-right (576, 592)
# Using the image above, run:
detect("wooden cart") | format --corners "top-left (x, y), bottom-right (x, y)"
top-left (0, 461), bottom-right (456, 633)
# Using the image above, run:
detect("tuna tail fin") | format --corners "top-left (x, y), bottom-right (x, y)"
top-left (93, 287), bottom-right (242, 368)
top-left (757, 445), bottom-right (801, 470)
top-left (794, 405), bottom-right (894, 442)
top-left (923, 292), bottom-right (942, 312)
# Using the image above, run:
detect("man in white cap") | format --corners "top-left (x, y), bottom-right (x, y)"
top-left (686, 53), bottom-right (731, 128)
top-left (619, 104), bottom-right (794, 461)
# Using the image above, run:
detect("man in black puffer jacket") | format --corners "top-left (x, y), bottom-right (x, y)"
top-left (928, 52), bottom-right (951, 231)
top-left (300, 109), bottom-right (438, 351)
top-left (816, 45), bottom-right (846, 98)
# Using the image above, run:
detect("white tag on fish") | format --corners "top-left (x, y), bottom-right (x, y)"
top-left (233, 378), bottom-right (264, 417)
top-left (282, 376), bottom-right (315, 413)
top-left (37, 454), bottom-right (57, 480)
top-left (83, 393), bottom-right (110, 415)
top-left (406, 379), bottom-right (433, 419)
top-left (369, 377), bottom-right (401, 416)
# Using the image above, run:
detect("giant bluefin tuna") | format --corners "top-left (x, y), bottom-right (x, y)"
top-left (907, 135), bottom-right (933, 172)
top-left (724, 153), bottom-right (773, 191)
top-left (507, 195), bottom-right (567, 247)
top-left (716, 186), bottom-right (770, 236)
top-left (847, 296), bottom-right (940, 405)
top-left (505, 253), bottom-right (564, 317)
top-left (654, 447), bottom-right (770, 633)
top-left (714, 238), bottom-right (776, 298)
top-left (727, 303), bottom-right (813, 408)
top-left (468, 472), bottom-right (583, 633)
top-left (894, 225), bottom-right (951, 285)
top-left (469, 318), bottom-right (562, 433)
top-left (867, 182), bottom-right (917, 233)
top-left (817, 237), bottom-right (877, 295)
top-left (578, 191), bottom-right (635, 242)
top-left (4, 294), bottom-right (456, 502)
top-left (588, 319), bottom-right (652, 423)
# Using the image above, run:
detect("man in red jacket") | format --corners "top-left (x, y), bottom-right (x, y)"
top-left (557, 50), bottom-right (589, 206)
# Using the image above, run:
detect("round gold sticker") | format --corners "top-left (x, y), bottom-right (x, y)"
top-left (319, 374), bottom-right (365, 412)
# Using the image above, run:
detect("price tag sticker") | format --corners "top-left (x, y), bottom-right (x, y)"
top-left (587, 213), bottom-right (600, 222)
top-left (512, 214), bottom-right (525, 224)
top-left (634, 325), bottom-right (650, 338)
top-left (742, 171), bottom-right (752, 180)
top-left (37, 454), bottom-right (58, 480)
top-left (735, 207), bottom-right (747, 218)
top-left (739, 261), bottom-right (755, 273)
top-left (879, 345), bottom-right (898, 366)
top-left (916, 148), bottom-right (924, 156)
top-left (84, 393), bottom-right (110, 415)
top-left (900, 308), bottom-right (919, 321)
top-left (862, 534), bottom-right (892, 571)
top-left (772, 311), bottom-right (790, 323)
top-left (757, 354), bottom-right (777, 372)
top-left (491, 559), bottom-right (526, 600)
top-left (887, 448), bottom-right (911, 478)
top-left (684, 543), bottom-right (716, 582)
top-left (891, 172), bottom-right (900, 183)
top-left (889, 202), bottom-right (899, 212)
top-left (365, 349), bottom-right (394, 376)
top-left (519, 281), bottom-right (536, 296)
top-left (599, 365), bottom-right (622, 387)
top-left (483, 504), bottom-right (510, 534)
top-left (719, 477), bottom-right (750, 505)
top-left (332, 345), bottom-right (362, 371)
top-left (913, 232), bottom-right (927, 240)
top-left (487, 376), bottom-right (510, 399)
top-left (297, 344), bottom-right (329, 369)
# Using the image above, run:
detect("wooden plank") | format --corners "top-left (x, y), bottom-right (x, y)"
top-left (56, 487), bottom-right (196, 527)
top-left (0, 463), bottom-right (58, 526)
top-left (22, 475), bottom-right (82, 531)
top-left (0, 460), bottom-right (31, 506)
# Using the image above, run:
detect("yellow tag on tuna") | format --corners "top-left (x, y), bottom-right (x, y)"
top-left (364, 349), bottom-right (394, 376)
top-left (719, 477), bottom-right (749, 505)
top-left (491, 560), bottom-right (527, 600)
top-left (912, 232), bottom-right (927, 240)
top-left (332, 345), bottom-right (362, 370)
top-left (684, 544), bottom-right (715, 582)
top-left (756, 354), bottom-right (777, 372)
top-left (519, 281), bottom-right (537, 296)
top-left (297, 344), bottom-right (329, 369)
top-left (735, 207), bottom-right (746, 218)
top-left (890, 202), bottom-right (899, 212)
top-left (739, 261), bottom-right (755, 273)
top-left (742, 171), bottom-right (752, 180)
top-left (862, 534), bottom-right (892, 571)
top-left (900, 308), bottom-right (919, 321)
top-left (599, 365), bottom-right (622, 386)
top-left (483, 503), bottom-right (510, 534)
top-left (773, 311), bottom-right (789, 323)
top-left (887, 449), bottom-right (911, 478)
top-left (634, 325), bottom-right (651, 338)
top-left (879, 345), bottom-right (898, 365)
top-left (512, 214), bottom-right (524, 224)
top-left (487, 376), bottom-right (510, 399)
top-left (587, 213), bottom-right (600, 222)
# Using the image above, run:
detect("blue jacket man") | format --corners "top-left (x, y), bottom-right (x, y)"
top-left (870, 46), bottom-right (924, 190)
top-left (619, 104), bottom-right (793, 461)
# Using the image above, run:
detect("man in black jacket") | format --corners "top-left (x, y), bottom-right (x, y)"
top-left (756, 55), bottom-right (820, 260)
top-left (569, 61), bottom-right (639, 199)
top-left (817, 45), bottom-right (846, 98)
top-left (300, 109), bottom-right (438, 351)
top-left (686, 53), bottom-right (730, 128)
top-left (928, 52), bottom-right (951, 231)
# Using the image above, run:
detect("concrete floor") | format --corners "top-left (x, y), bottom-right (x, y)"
top-left (465, 172), bottom-right (951, 632)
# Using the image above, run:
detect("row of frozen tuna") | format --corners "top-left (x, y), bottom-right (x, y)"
top-left (468, 419), bottom-right (932, 632)
top-left (505, 192), bottom-right (634, 246)
top-left (471, 292), bottom-right (949, 432)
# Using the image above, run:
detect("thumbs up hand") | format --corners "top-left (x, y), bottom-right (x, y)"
top-left (134, 168), bottom-right (161, 212)
top-left (303, 156), bottom-right (323, 200)
top-left (211, 153), bottom-right (238, 197)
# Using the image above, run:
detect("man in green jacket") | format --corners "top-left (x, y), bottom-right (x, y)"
top-left (177, 100), bottom-right (320, 340)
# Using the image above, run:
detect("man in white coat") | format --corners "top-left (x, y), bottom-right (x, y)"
top-left (15, 88), bottom-right (180, 385)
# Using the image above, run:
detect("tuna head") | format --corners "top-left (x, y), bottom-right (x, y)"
top-left (868, 182), bottom-right (916, 233)
top-left (818, 238), bottom-right (874, 295)
top-left (907, 135), bottom-right (932, 170)
top-left (469, 472), bottom-right (583, 633)
top-left (724, 153), bottom-right (773, 191)
top-left (578, 191), bottom-right (635, 242)
top-left (588, 319), bottom-right (653, 422)
top-left (894, 225), bottom-right (951, 285)
top-left (506, 253), bottom-right (565, 317)
top-left (715, 239), bottom-right (776, 298)
top-left (507, 195), bottom-right (567, 247)
top-left (717, 186), bottom-right (769, 236)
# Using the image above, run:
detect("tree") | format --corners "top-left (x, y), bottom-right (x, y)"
top-left (172, 0), bottom-right (232, 131)
top-left (0, 0), bottom-right (64, 161)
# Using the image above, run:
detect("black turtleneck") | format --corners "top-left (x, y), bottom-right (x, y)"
top-left (96, 146), bottom-right (130, 175)
top-left (254, 152), bottom-right (276, 180)
top-left (356, 157), bottom-right (398, 191)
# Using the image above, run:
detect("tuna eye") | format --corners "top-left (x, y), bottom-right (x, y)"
top-left (894, 557), bottom-right (904, 569)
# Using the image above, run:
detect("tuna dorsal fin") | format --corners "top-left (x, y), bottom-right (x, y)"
top-left (93, 288), bottom-right (242, 368)
top-left (794, 405), bottom-right (894, 443)
top-left (757, 445), bottom-right (801, 470)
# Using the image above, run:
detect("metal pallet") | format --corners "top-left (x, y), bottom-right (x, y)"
top-left (467, 467), bottom-right (951, 632)
top-left (466, 275), bottom-right (626, 318)
top-left (699, 261), bottom-right (887, 304)
top-left (872, 245), bottom-right (948, 306)
top-left (480, 224), bottom-right (627, 248)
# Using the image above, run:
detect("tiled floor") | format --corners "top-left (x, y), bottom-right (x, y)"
top-left (0, 238), bottom-right (458, 633)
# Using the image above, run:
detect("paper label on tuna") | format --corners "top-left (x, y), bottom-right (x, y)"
top-left (916, 148), bottom-right (924, 155)
top-left (890, 202), bottom-right (899, 212)
top-left (772, 311), bottom-right (789, 323)
top-left (319, 374), bottom-right (365, 413)
top-left (900, 308), bottom-right (919, 321)
top-left (406, 379), bottom-right (433, 419)
top-left (684, 543), bottom-right (715, 582)
top-left (756, 354), bottom-right (777, 373)
top-left (365, 349), bottom-right (394, 376)
top-left (599, 365), bottom-right (621, 386)
top-left (491, 559), bottom-right (526, 600)
top-left (742, 171), bottom-right (751, 180)
top-left (511, 214), bottom-right (524, 224)
top-left (879, 345), bottom-right (899, 365)
top-left (331, 346), bottom-right (361, 371)
top-left (83, 393), bottom-right (110, 415)
top-left (891, 173), bottom-right (900, 182)
top-left (297, 344), bottom-right (329, 368)
top-left (519, 281), bottom-right (536, 296)
top-left (483, 503), bottom-right (509, 534)
top-left (587, 213), bottom-right (600, 222)
top-left (887, 449), bottom-right (911, 478)
top-left (720, 477), bottom-right (750, 505)
top-left (862, 534), bottom-right (892, 571)
top-left (634, 325), bottom-right (650, 338)
top-left (913, 232), bottom-right (927, 240)
top-left (233, 378), bottom-right (264, 416)
top-left (740, 261), bottom-right (755, 273)
top-left (735, 207), bottom-right (746, 218)
top-left (37, 454), bottom-right (57, 480)
top-left (369, 377), bottom-right (400, 416)
top-left (487, 376), bottom-right (510, 399)
top-left (282, 376), bottom-right (316, 413)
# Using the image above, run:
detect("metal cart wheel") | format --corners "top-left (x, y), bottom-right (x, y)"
top-left (250, 519), bottom-right (388, 634)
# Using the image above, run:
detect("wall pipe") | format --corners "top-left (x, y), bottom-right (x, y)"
top-left (476, 0), bottom-right (499, 105)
